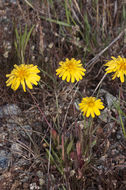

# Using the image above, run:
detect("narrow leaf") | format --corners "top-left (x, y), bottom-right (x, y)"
top-left (67, 140), bottom-right (73, 155)
top-left (24, 25), bottom-right (34, 52)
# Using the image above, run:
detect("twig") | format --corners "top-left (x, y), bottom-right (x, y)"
top-left (92, 73), bottom-right (107, 96)
top-left (86, 30), bottom-right (124, 69)
top-left (28, 89), bottom-right (52, 129)
top-left (62, 82), bottom-right (79, 129)
top-left (48, 133), bottom-right (52, 174)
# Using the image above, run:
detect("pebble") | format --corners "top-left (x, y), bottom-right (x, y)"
top-left (11, 142), bottom-right (23, 157)
top-left (15, 159), bottom-right (29, 167)
top-left (39, 178), bottom-right (45, 186)
top-left (0, 157), bottom-right (8, 169)
top-left (30, 183), bottom-right (40, 190)
top-left (98, 108), bottom-right (109, 123)
top-left (0, 150), bottom-right (10, 170)
top-left (100, 89), bottom-right (118, 109)
top-left (0, 104), bottom-right (21, 118)
top-left (20, 174), bottom-right (30, 183)
top-left (20, 125), bottom-right (32, 138)
top-left (36, 171), bottom-right (43, 178)
top-left (116, 134), bottom-right (122, 140)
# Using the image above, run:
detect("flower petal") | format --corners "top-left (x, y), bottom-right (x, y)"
top-left (56, 58), bottom-right (86, 83)
top-left (6, 64), bottom-right (40, 92)
top-left (79, 97), bottom-right (104, 118)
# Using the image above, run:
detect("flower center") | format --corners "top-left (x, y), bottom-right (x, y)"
top-left (87, 99), bottom-right (95, 107)
top-left (119, 61), bottom-right (126, 71)
top-left (18, 69), bottom-right (28, 79)
top-left (88, 102), bottom-right (94, 107)
top-left (66, 62), bottom-right (76, 71)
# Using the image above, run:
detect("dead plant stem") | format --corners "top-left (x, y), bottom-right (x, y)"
top-left (28, 89), bottom-right (52, 129)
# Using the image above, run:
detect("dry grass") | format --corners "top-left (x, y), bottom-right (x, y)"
top-left (1, 0), bottom-right (126, 189)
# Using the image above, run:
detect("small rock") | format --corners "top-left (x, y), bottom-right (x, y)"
top-left (0, 157), bottom-right (8, 169)
top-left (15, 159), bottom-right (29, 167)
top-left (11, 142), bottom-right (23, 157)
top-left (116, 134), bottom-right (122, 140)
top-left (30, 183), bottom-right (40, 190)
top-left (99, 108), bottom-right (110, 123)
top-left (0, 150), bottom-right (10, 170)
top-left (36, 171), bottom-right (43, 178)
top-left (21, 175), bottom-right (30, 183)
top-left (106, 93), bottom-right (117, 108)
top-left (100, 89), bottom-right (118, 109)
top-left (48, 42), bottom-right (54, 48)
top-left (39, 178), bottom-right (45, 186)
top-left (0, 104), bottom-right (21, 118)
top-left (20, 125), bottom-right (32, 138)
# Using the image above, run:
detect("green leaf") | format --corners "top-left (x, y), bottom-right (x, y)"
top-left (24, 25), bottom-right (34, 52)
top-left (41, 16), bottom-right (72, 27)
top-left (67, 140), bottom-right (73, 155)
top-left (91, 139), bottom-right (96, 148)
top-left (21, 25), bottom-right (28, 53)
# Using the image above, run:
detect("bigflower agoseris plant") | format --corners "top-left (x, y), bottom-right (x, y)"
top-left (6, 64), bottom-right (40, 92)
top-left (79, 97), bottom-right (104, 118)
top-left (56, 58), bottom-right (86, 83)
top-left (105, 56), bottom-right (126, 83)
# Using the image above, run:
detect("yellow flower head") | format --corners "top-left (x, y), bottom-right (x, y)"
top-left (6, 64), bottom-right (40, 92)
top-left (56, 58), bottom-right (86, 83)
top-left (79, 97), bottom-right (104, 118)
top-left (104, 56), bottom-right (126, 83)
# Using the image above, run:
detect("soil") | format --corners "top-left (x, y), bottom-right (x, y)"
top-left (0, 1), bottom-right (126, 190)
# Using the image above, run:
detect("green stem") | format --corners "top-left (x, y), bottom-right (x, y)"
top-left (119, 86), bottom-right (126, 138)
top-left (89, 117), bottom-right (93, 157)
top-left (119, 111), bottom-right (126, 138)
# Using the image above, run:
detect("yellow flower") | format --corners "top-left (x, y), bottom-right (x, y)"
top-left (105, 56), bottom-right (126, 82)
top-left (79, 97), bottom-right (104, 118)
top-left (56, 58), bottom-right (86, 83)
top-left (6, 64), bottom-right (40, 92)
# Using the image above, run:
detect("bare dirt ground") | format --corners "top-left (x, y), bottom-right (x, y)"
top-left (0, 0), bottom-right (126, 190)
